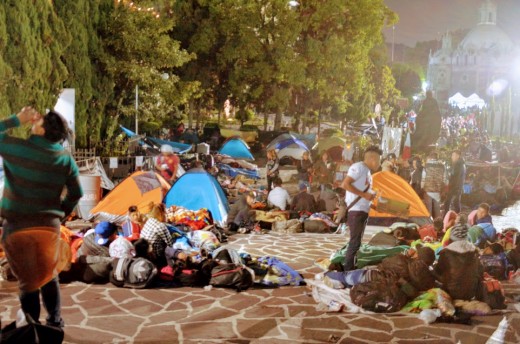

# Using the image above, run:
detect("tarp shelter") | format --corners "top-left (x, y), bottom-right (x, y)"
top-left (218, 163), bottom-right (260, 179)
top-left (120, 126), bottom-right (192, 154)
top-left (89, 170), bottom-right (170, 224)
top-left (369, 171), bottom-right (431, 225)
top-left (163, 169), bottom-right (230, 226)
top-left (266, 133), bottom-right (310, 160)
top-left (218, 137), bottom-right (254, 160)
top-left (147, 137), bottom-right (192, 154)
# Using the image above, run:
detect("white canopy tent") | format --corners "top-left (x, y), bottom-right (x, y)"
top-left (449, 92), bottom-right (486, 109)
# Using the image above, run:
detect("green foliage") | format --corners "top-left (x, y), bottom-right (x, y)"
top-left (235, 108), bottom-right (255, 126)
top-left (100, 1), bottom-right (196, 139)
top-left (0, 5), bottom-right (12, 116)
top-left (54, 0), bottom-right (110, 147)
top-left (1, 0), bottom-right (70, 117)
top-left (391, 63), bottom-right (422, 99)
top-left (0, 0), bottom-right (399, 148)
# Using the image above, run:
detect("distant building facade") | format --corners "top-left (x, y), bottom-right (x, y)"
top-left (427, 0), bottom-right (519, 105)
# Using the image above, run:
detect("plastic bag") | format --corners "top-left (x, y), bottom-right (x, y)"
top-left (418, 309), bottom-right (441, 324)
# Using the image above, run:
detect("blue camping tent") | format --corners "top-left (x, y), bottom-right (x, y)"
top-left (120, 126), bottom-right (192, 154)
top-left (163, 169), bottom-right (230, 225)
top-left (218, 137), bottom-right (254, 160)
top-left (266, 133), bottom-right (309, 160)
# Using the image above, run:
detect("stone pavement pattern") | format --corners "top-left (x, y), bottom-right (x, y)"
top-left (1, 232), bottom-right (519, 343)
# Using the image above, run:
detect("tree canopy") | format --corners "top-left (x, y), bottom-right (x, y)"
top-left (0, 0), bottom-right (398, 147)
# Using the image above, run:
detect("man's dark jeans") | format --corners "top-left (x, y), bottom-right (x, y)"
top-left (20, 277), bottom-right (63, 327)
top-left (443, 189), bottom-right (462, 215)
top-left (344, 211), bottom-right (369, 271)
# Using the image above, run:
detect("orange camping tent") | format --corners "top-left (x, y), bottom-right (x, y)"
top-left (89, 170), bottom-right (170, 224)
top-left (369, 170), bottom-right (430, 222)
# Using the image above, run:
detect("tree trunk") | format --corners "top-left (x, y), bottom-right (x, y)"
top-left (263, 112), bottom-right (268, 131)
top-left (274, 112), bottom-right (282, 131)
top-left (188, 100), bottom-right (194, 128)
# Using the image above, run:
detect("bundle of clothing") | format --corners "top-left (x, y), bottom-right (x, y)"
top-left (165, 206), bottom-right (213, 230)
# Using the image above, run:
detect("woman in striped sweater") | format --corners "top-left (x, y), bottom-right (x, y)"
top-left (0, 107), bottom-right (83, 328)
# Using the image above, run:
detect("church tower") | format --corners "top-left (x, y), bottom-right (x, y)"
top-left (479, 0), bottom-right (497, 25)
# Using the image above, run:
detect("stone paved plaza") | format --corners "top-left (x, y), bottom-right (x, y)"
top-left (1, 232), bottom-right (519, 343)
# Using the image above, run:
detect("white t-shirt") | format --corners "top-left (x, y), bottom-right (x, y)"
top-left (267, 186), bottom-right (292, 211)
top-left (345, 162), bottom-right (373, 212)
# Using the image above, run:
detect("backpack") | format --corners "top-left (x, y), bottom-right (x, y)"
top-left (210, 263), bottom-right (254, 291)
top-left (110, 257), bottom-right (157, 289)
top-left (350, 275), bottom-right (409, 313)
top-left (478, 274), bottom-right (506, 310)
top-left (479, 253), bottom-right (508, 280)
top-left (1, 313), bottom-right (64, 344)
top-left (212, 247), bottom-right (244, 266)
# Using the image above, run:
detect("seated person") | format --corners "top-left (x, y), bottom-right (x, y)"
top-left (324, 246), bottom-right (436, 296)
top-left (64, 222), bottom-right (117, 284)
top-left (134, 238), bottom-right (152, 259)
top-left (417, 217), bottom-right (444, 241)
top-left (317, 183), bottom-right (338, 213)
top-left (433, 232), bottom-right (483, 301)
top-left (226, 191), bottom-right (256, 232)
top-left (140, 203), bottom-right (173, 267)
top-left (77, 221), bottom-right (118, 258)
top-left (267, 177), bottom-right (291, 211)
top-left (442, 214), bottom-right (469, 247)
top-left (121, 205), bottom-right (143, 242)
top-left (467, 223), bottom-right (497, 248)
top-left (443, 210), bottom-right (458, 233)
top-left (469, 203), bottom-right (493, 226)
top-left (291, 182), bottom-right (316, 214)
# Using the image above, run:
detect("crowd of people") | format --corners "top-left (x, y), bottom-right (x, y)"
top-left (1, 100), bottom-right (519, 334)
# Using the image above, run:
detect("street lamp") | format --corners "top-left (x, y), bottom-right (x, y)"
top-left (135, 73), bottom-right (170, 135)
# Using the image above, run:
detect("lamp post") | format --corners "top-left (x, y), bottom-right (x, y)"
top-left (135, 73), bottom-right (170, 136)
top-left (135, 85), bottom-right (139, 135)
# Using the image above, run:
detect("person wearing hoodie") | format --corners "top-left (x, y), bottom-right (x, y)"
top-left (434, 223), bottom-right (483, 300)
top-left (443, 149), bottom-right (466, 215)
top-left (226, 191), bottom-right (256, 232)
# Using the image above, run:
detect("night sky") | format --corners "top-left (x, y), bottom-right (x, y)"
top-left (384, 0), bottom-right (520, 46)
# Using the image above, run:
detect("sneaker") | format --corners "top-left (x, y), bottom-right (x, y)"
top-left (237, 227), bottom-right (250, 234)
top-left (323, 275), bottom-right (346, 289)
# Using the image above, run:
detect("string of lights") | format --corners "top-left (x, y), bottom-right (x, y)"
top-left (116, 0), bottom-right (161, 18)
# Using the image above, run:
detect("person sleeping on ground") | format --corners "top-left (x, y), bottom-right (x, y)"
top-left (323, 246), bottom-right (436, 296)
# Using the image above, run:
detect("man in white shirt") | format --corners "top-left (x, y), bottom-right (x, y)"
top-left (267, 177), bottom-right (292, 211)
top-left (341, 145), bottom-right (382, 271)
